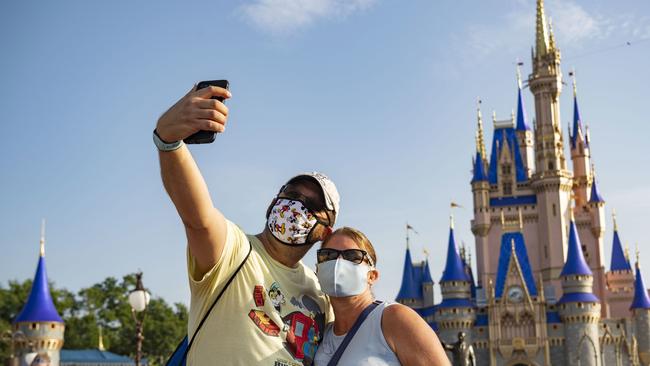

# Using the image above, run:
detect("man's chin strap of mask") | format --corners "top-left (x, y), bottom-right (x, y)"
top-left (267, 197), bottom-right (330, 247)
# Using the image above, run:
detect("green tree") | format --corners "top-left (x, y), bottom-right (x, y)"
top-left (0, 274), bottom-right (188, 366)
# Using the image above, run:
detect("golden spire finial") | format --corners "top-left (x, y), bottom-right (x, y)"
top-left (98, 325), bottom-right (106, 351)
top-left (548, 17), bottom-right (556, 50)
top-left (535, 0), bottom-right (550, 56)
top-left (612, 209), bottom-right (618, 231)
top-left (624, 242), bottom-right (630, 261)
top-left (492, 110), bottom-right (497, 127)
top-left (40, 219), bottom-right (46, 257)
top-left (518, 207), bottom-right (524, 230)
top-left (569, 206), bottom-right (575, 222)
top-left (476, 98), bottom-right (487, 159)
top-left (636, 244), bottom-right (640, 267)
top-left (591, 163), bottom-right (597, 180)
top-left (510, 109), bottom-right (515, 122)
top-left (423, 248), bottom-right (429, 258)
top-left (516, 60), bottom-right (523, 89)
top-left (570, 68), bottom-right (577, 97)
top-left (450, 214), bottom-right (455, 230)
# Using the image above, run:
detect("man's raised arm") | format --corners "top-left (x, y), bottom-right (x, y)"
top-left (155, 85), bottom-right (231, 277)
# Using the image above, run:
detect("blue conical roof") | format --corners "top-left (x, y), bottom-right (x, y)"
top-left (570, 95), bottom-right (588, 149)
top-left (440, 226), bottom-right (470, 282)
top-left (610, 230), bottom-right (631, 271)
top-left (631, 264), bottom-right (650, 310)
top-left (423, 259), bottom-right (434, 283)
top-left (560, 219), bottom-right (593, 276)
top-left (589, 178), bottom-right (604, 203)
top-left (14, 255), bottom-right (63, 323)
top-left (515, 84), bottom-right (530, 131)
top-left (472, 151), bottom-right (488, 182)
top-left (396, 247), bottom-right (421, 301)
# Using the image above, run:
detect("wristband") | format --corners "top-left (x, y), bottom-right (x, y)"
top-left (153, 129), bottom-right (183, 152)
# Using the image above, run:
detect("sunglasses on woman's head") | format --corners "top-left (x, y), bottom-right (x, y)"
top-left (317, 248), bottom-right (374, 266)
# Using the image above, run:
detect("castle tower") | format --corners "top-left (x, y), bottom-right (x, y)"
top-left (12, 223), bottom-right (65, 366)
top-left (558, 217), bottom-right (601, 366)
top-left (631, 257), bottom-right (650, 366)
top-left (487, 211), bottom-right (549, 365)
top-left (569, 73), bottom-right (592, 207)
top-left (471, 103), bottom-right (491, 288)
top-left (515, 65), bottom-right (535, 177)
top-left (529, 0), bottom-right (573, 289)
top-left (605, 211), bottom-right (635, 318)
top-left (435, 217), bottom-right (476, 349)
top-left (395, 228), bottom-right (435, 309)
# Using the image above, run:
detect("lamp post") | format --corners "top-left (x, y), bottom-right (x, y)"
top-left (128, 272), bottom-right (150, 366)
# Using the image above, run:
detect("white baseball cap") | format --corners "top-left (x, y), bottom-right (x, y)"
top-left (285, 172), bottom-right (340, 222)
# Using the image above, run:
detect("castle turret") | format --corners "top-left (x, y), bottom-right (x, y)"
top-left (515, 65), bottom-right (534, 176)
top-left (396, 244), bottom-right (419, 307)
top-left (569, 73), bottom-right (592, 208)
top-left (529, 0), bottom-right (573, 289)
top-left (471, 102), bottom-right (491, 288)
top-left (605, 211), bottom-right (636, 319)
top-left (12, 223), bottom-right (65, 366)
top-left (558, 217), bottom-right (601, 366)
top-left (435, 216), bottom-right (475, 349)
top-left (631, 257), bottom-right (650, 366)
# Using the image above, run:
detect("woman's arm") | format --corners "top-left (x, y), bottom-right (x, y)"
top-left (382, 304), bottom-right (451, 366)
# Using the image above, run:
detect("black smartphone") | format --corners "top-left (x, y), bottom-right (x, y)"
top-left (184, 79), bottom-right (230, 144)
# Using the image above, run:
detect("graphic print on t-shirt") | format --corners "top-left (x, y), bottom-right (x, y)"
top-left (248, 282), bottom-right (325, 365)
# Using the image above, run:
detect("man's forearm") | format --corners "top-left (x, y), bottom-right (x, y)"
top-left (159, 145), bottom-right (216, 229)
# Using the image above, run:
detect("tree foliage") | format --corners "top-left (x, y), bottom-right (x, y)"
top-left (0, 274), bottom-right (187, 366)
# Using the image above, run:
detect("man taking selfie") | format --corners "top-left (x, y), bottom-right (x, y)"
top-left (154, 84), bottom-right (339, 366)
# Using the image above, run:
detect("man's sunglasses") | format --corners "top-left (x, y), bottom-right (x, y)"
top-left (317, 248), bottom-right (374, 267)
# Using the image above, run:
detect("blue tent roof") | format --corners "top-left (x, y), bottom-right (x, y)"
top-left (60, 349), bottom-right (141, 364)
top-left (515, 84), bottom-right (530, 131)
top-left (610, 230), bottom-right (631, 272)
top-left (560, 219), bottom-right (593, 277)
top-left (570, 95), bottom-right (588, 149)
top-left (631, 264), bottom-right (650, 310)
top-left (440, 226), bottom-right (470, 283)
top-left (589, 178), bottom-right (604, 203)
top-left (396, 248), bottom-right (423, 301)
top-left (557, 292), bottom-right (599, 304)
top-left (14, 256), bottom-right (63, 324)
top-left (423, 259), bottom-right (433, 283)
top-left (472, 151), bottom-right (488, 182)
top-left (495, 232), bottom-right (538, 298)
top-left (488, 127), bottom-right (528, 184)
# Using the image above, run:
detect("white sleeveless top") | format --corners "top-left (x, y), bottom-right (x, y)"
top-left (314, 302), bottom-right (401, 366)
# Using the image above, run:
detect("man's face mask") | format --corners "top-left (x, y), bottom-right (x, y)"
top-left (267, 198), bottom-right (324, 246)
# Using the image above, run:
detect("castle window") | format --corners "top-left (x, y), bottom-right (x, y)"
top-left (51, 324), bottom-right (56, 329)
top-left (552, 204), bottom-right (557, 216)
top-left (503, 182), bottom-right (513, 195)
top-left (548, 162), bottom-right (554, 170)
top-left (31, 323), bottom-right (37, 330)
top-left (501, 164), bottom-right (512, 175)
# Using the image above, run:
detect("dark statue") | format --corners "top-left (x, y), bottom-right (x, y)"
top-left (441, 331), bottom-right (476, 366)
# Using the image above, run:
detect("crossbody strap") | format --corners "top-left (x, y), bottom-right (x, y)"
top-left (326, 300), bottom-right (383, 366)
top-left (175, 239), bottom-right (253, 364)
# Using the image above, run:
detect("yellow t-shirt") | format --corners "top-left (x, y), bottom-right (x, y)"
top-left (187, 220), bottom-right (332, 366)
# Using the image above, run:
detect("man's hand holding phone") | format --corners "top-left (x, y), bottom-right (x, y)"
top-left (156, 81), bottom-right (231, 145)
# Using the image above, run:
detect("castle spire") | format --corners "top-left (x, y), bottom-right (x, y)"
top-left (610, 210), bottom-right (632, 271)
top-left (476, 98), bottom-right (487, 159)
top-left (14, 224), bottom-right (63, 324)
top-left (560, 217), bottom-right (592, 276)
top-left (535, 0), bottom-right (551, 57)
top-left (40, 218), bottom-right (46, 257)
top-left (515, 64), bottom-right (530, 131)
top-left (440, 215), bottom-right (470, 282)
top-left (589, 164), bottom-right (605, 203)
top-left (631, 259), bottom-right (650, 310)
top-left (396, 244), bottom-right (419, 301)
top-left (570, 70), bottom-right (587, 150)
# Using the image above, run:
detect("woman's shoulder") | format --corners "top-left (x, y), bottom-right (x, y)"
top-left (382, 302), bottom-right (420, 323)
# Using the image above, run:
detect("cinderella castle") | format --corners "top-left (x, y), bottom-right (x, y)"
top-left (396, 1), bottom-right (650, 365)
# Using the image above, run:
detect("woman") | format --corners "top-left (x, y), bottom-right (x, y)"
top-left (314, 227), bottom-right (450, 366)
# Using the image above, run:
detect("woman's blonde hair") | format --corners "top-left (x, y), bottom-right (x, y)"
top-left (322, 226), bottom-right (377, 266)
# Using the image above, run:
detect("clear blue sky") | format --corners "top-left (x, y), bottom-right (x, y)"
top-left (2, 0), bottom-right (649, 306)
